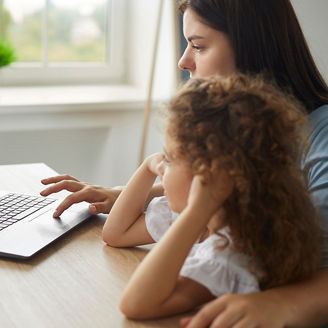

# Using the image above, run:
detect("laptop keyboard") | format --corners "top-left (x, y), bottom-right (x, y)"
top-left (0, 193), bottom-right (56, 231)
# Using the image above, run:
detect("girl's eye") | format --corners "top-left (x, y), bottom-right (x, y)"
top-left (163, 156), bottom-right (171, 165)
top-left (191, 44), bottom-right (203, 51)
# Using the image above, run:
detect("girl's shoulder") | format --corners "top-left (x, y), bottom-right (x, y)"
top-left (194, 228), bottom-right (254, 273)
top-left (180, 228), bottom-right (261, 297)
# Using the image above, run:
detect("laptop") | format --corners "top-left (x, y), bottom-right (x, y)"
top-left (0, 191), bottom-right (91, 259)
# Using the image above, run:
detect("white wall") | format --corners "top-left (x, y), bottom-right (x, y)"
top-left (291, 0), bottom-right (328, 82)
top-left (126, 0), bottom-right (177, 99)
top-left (0, 107), bottom-right (163, 187)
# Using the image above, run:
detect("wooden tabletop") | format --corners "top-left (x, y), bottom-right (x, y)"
top-left (0, 163), bottom-right (183, 328)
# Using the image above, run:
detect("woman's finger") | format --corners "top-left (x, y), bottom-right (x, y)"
top-left (209, 310), bottom-right (244, 328)
top-left (180, 316), bottom-right (193, 327)
top-left (185, 299), bottom-right (226, 328)
top-left (231, 317), bottom-right (257, 328)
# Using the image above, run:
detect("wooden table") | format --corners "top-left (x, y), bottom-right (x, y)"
top-left (0, 163), bottom-right (183, 327)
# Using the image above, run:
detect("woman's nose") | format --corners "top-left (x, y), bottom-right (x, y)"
top-left (178, 47), bottom-right (194, 72)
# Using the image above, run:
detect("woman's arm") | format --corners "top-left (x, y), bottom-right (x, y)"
top-left (181, 268), bottom-right (328, 328)
top-left (102, 153), bottom-right (164, 247)
top-left (120, 171), bottom-right (233, 319)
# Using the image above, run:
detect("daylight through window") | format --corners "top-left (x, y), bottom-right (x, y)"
top-left (0, 0), bottom-right (126, 85)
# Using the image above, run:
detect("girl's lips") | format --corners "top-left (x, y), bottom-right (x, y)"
top-left (164, 190), bottom-right (167, 196)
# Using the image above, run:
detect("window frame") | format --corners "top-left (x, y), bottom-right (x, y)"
top-left (0, 0), bottom-right (127, 86)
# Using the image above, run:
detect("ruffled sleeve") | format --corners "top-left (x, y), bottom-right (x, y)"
top-left (179, 232), bottom-right (260, 297)
top-left (145, 196), bottom-right (178, 242)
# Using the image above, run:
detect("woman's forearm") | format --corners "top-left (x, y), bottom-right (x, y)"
top-left (267, 268), bottom-right (328, 327)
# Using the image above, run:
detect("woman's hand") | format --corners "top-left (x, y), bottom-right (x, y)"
top-left (40, 175), bottom-right (120, 217)
top-left (180, 291), bottom-right (290, 328)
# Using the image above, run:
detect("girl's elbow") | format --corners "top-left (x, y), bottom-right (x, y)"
top-left (102, 229), bottom-right (111, 245)
top-left (102, 230), bottom-right (120, 247)
top-left (120, 297), bottom-right (143, 319)
top-left (119, 295), bottom-right (155, 319)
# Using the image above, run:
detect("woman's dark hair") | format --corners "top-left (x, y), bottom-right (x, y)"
top-left (179, 0), bottom-right (328, 113)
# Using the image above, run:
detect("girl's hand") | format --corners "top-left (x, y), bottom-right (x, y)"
top-left (40, 175), bottom-right (120, 217)
top-left (180, 292), bottom-right (289, 328)
top-left (146, 153), bottom-right (165, 176)
top-left (187, 166), bottom-right (233, 218)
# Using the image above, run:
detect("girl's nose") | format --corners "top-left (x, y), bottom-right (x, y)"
top-left (178, 47), bottom-right (195, 73)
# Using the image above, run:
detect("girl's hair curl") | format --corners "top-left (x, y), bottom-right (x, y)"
top-left (164, 73), bottom-right (322, 289)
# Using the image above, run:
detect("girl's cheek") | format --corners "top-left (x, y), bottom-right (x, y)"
top-left (161, 171), bottom-right (169, 191)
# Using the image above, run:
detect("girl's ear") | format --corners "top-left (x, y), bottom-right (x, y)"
top-left (198, 173), bottom-right (209, 186)
top-left (194, 162), bottom-right (211, 185)
top-left (210, 158), bottom-right (222, 173)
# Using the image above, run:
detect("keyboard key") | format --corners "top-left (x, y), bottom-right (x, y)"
top-left (0, 193), bottom-right (56, 231)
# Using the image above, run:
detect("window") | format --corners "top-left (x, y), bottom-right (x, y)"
top-left (0, 0), bottom-right (126, 86)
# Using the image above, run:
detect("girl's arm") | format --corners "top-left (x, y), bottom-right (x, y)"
top-left (146, 183), bottom-right (164, 206)
top-left (120, 204), bottom-right (215, 319)
top-left (102, 154), bottom-right (164, 247)
top-left (120, 171), bottom-right (234, 319)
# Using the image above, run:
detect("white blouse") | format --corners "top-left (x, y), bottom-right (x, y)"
top-left (145, 196), bottom-right (260, 297)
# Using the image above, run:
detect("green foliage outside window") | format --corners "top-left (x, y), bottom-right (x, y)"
top-left (0, 2), bottom-right (16, 68)
top-left (0, 1), bottom-right (107, 63)
top-left (0, 39), bottom-right (17, 68)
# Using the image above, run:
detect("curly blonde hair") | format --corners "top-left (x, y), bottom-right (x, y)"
top-left (164, 74), bottom-right (323, 289)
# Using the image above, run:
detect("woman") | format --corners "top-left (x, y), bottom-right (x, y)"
top-left (41, 0), bottom-right (328, 326)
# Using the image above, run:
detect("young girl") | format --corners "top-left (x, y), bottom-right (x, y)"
top-left (102, 74), bottom-right (323, 319)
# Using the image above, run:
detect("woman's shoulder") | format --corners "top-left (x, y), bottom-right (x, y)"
top-left (308, 104), bottom-right (328, 137)
top-left (304, 104), bottom-right (328, 267)
top-left (305, 104), bottom-right (328, 157)
top-left (309, 104), bottom-right (328, 119)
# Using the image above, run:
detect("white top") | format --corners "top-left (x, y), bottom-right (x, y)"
top-left (145, 196), bottom-right (260, 297)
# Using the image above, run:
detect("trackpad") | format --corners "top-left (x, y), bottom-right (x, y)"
top-left (32, 208), bottom-right (89, 237)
